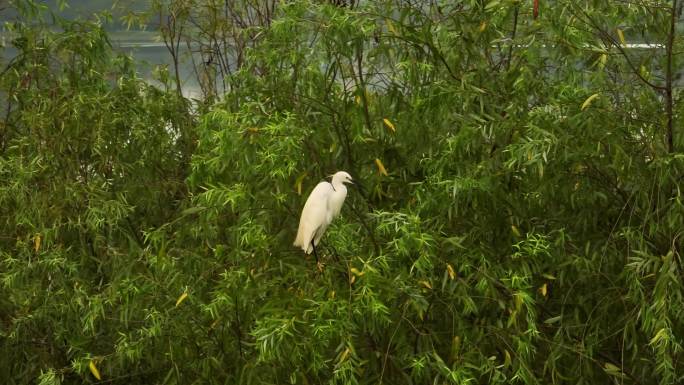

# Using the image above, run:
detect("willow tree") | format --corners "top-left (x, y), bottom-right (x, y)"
top-left (1, 1), bottom-right (682, 384)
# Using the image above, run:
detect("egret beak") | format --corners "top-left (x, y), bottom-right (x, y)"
top-left (348, 179), bottom-right (354, 184)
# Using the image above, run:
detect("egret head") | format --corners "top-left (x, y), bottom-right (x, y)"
top-left (331, 171), bottom-right (353, 185)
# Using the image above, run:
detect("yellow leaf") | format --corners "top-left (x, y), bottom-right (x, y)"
top-left (511, 225), bottom-right (521, 237)
top-left (419, 280), bottom-right (432, 289)
top-left (504, 350), bottom-right (512, 366)
top-left (649, 328), bottom-right (668, 346)
top-left (539, 283), bottom-right (548, 297)
top-left (339, 347), bottom-right (351, 363)
top-left (616, 28), bottom-right (626, 45)
top-left (374, 158), bottom-right (388, 176)
top-left (514, 292), bottom-right (523, 310)
top-left (598, 53), bottom-right (607, 69)
top-left (175, 291), bottom-right (188, 307)
top-left (604, 362), bottom-right (625, 377)
top-left (450, 335), bottom-right (461, 360)
top-left (350, 267), bottom-right (364, 276)
top-left (350, 275), bottom-right (356, 284)
top-left (89, 360), bottom-right (102, 381)
top-left (581, 93), bottom-right (600, 110)
top-left (382, 118), bottom-right (396, 133)
top-left (386, 19), bottom-right (398, 35)
top-left (34, 234), bottom-right (41, 253)
top-left (446, 263), bottom-right (456, 280)
top-left (479, 21), bottom-right (487, 32)
top-left (355, 95), bottom-right (361, 105)
top-left (452, 336), bottom-right (461, 352)
top-left (294, 171), bottom-right (308, 196)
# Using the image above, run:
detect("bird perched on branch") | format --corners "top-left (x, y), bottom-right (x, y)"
top-left (294, 171), bottom-right (353, 268)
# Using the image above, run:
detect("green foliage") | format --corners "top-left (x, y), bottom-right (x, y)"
top-left (1, 0), bottom-right (683, 384)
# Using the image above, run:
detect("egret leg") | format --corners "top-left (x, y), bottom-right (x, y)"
top-left (311, 240), bottom-right (324, 272)
top-left (311, 240), bottom-right (319, 264)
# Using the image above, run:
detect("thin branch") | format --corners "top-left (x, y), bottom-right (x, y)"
top-left (665, 0), bottom-right (678, 152)
top-left (506, 4), bottom-right (519, 71)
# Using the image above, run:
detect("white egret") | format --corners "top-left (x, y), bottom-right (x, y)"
top-left (294, 171), bottom-right (353, 266)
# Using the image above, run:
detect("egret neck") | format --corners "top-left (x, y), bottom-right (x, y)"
top-left (328, 174), bottom-right (349, 219)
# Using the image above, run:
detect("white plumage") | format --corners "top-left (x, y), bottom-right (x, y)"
top-left (294, 171), bottom-right (353, 254)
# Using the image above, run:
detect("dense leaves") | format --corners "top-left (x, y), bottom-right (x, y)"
top-left (1, 0), bottom-right (683, 384)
